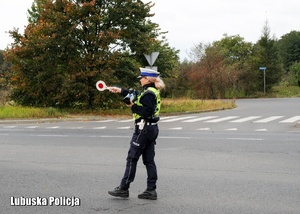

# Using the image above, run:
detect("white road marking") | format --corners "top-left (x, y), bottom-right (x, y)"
top-left (118, 119), bottom-right (133, 123)
top-left (1, 115), bottom-right (300, 132)
top-left (227, 138), bottom-right (263, 141)
top-left (160, 116), bottom-right (178, 120)
top-left (182, 116), bottom-right (218, 122)
top-left (33, 134), bottom-right (68, 137)
top-left (253, 116), bottom-right (284, 123)
top-left (158, 136), bottom-right (191, 139)
top-left (279, 116), bottom-right (300, 123)
top-left (95, 119), bottom-right (116, 123)
top-left (93, 127), bottom-right (106, 129)
top-left (169, 127), bottom-right (182, 130)
top-left (100, 135), bottom-right (131, 138)
top-left (226, 128), bottom-right (238, 131)
top-left (117, 126), bottom-right (131, 129)
top-left (26, 126), bottom-right (38, 129)
top-left (197, 128), bottom-right (211, 131)
top-left (205, 116), bottom-right (239, 123)
top-left (255, 129), bottom-right (268, 132)
top-left (46, 126), bottom-right (60, 129)
top-left (161, 116), bottom-right (198, 122)
top-left (230, 116), bottom-right (261, 123)
top-left (3, 126), bottom-right (17, 128)
top-left (70, 126), bottom-right (83, 129)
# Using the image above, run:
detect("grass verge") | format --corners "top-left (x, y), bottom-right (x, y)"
top-left (270, 85), bottom-right (300, 97)
top-left (0, 106), bottom-right (65, 119)
top-left (0, 99), bottom-right (236, 119)
top-left (161, 98), bottom-right (236, 114)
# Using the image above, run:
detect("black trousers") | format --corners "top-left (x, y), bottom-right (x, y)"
top-left (120, 124), bottom-right (159, 190)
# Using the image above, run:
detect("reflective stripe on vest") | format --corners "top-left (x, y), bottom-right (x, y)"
top-left (133, 87), bottom-right (161, 120)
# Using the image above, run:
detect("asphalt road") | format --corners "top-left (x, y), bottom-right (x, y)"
top-left (0, 98), bottom-right (300, 214)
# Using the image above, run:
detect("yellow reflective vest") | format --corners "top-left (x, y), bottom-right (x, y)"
top-left (133, 87), bottom-right (161, 120)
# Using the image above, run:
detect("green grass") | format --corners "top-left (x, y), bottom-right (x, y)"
top-left (0, 99), bottom-right (236, 119)
top-left (270, 85), bottom-right (300, 97)
top-left (0, 106), bottom-right (65, 119)
top-left (161, 98), bottom-right (236, 114)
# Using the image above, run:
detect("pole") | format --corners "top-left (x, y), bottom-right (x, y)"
top-left (259, 67), bottom-right (267, 95)
top-left (264, 69), bottom-right (266, 95)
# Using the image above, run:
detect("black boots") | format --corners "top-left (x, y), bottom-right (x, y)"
top-left (108, 187), bottom-right (157, 200)
top-left (138, 189), bottom-right (157, 200)
top-left (108, 186), bottom-right (129, 198)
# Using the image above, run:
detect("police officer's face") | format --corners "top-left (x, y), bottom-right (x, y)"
top-left (140, 76), bottom-right (150, 86)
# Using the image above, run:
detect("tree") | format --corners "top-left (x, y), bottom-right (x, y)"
top-left (213, 34), bottom-right (254, 97)
top-left (0, 50), bottom-right (4, 65)
top-left (251, 21), bottom-right (283, 92)
top-left (0, 50), bottom-right (12, 105)
top-left (289, 62), bottom-right (300, 86)
top-left (164, 60), bottom-right (193, 98)
top-left (277, 31), bottom-right (300, 72)
top-left (187, 43), bottom-right (232, 99)
top-left (213, 34), bottom-right (252, 66)
top-left (5, 0), bottom-right (178, 108)
top-left (187, 35), bottom-right (255, 99)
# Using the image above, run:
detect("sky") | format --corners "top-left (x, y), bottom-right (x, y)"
top-left (1, 0), bottom-right (299, 61)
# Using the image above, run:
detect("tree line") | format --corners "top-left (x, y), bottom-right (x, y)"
top-left (1, 0), bottom-right (300, 109)
top-left (166, 24), bottom-right (300, 99)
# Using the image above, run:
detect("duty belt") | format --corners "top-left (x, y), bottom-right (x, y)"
top-left (134, 119), bottom-right (157, 126)
top-left (146, 122), bottom-right (157, 125)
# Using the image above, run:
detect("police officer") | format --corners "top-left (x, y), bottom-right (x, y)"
top-left (108, 68), bottom-right (165, 200)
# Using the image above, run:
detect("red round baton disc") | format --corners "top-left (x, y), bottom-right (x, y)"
top-left (98, 83), bottom-right (104, 89)
top-left (96, 80), bottom-right (107, 91)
